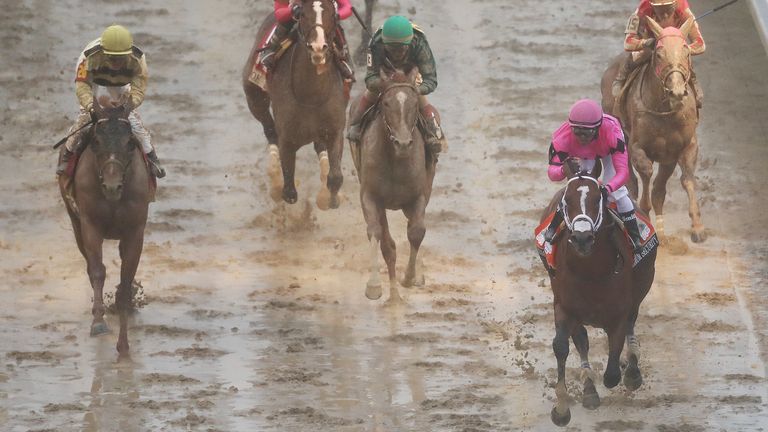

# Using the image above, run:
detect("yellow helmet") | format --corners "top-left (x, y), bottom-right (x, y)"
top-left (100, 25), bottom-right (133, 55)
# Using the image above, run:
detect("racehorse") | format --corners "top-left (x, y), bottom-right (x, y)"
top-left (352, 69), bottom-right (437, 302)
top-left (58, 104), bottom-right (151, 356)
top-left (602, 17), bottom-right (705, 242)
top-left (242, 0), bottom-right (347, 209)
top-left (540, 160), bottom-right (656, 426)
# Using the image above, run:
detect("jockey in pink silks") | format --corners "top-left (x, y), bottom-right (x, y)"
top-left (543, 99), bottom-right (643, 252)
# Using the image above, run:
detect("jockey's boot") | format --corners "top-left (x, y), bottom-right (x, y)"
top-left (346, 92), bottom-right (376, 143)
top-left (147, 150), bottom-right (166, 178)
top-left (421, 104), bottom-right (444, 154)
top-left (337, 58), bottom-right (355, 81)
top-left (261, 22), bottom-right (292, 72)
top-left (543, 208), bottom-right (564, 244)
top-left (690, 70), bottom-right (703, 109)
top-left (334, 27), bottom-right (355, 81)
top-left (611, 55), bottom-right (632, 99)
top-left (619, 210), bottom-right (644, 254)
top-left (57, 148), bottom-right (74, 176)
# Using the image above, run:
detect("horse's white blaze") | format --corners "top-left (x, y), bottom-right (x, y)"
top-left (577, 185), bottom-right (589, 214)
top-left (396, 91), bottom-right (407, 127)
top-left (311, 1), bottom-right (326, 53)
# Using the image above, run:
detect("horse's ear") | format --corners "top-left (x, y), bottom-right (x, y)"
top-left (563, 158), bottom-right (577, 179)
top-left (591, 158), bottom-right (603, 180)
top-left (646, 16), bottom-right (663, 38)
top-left (679, 17), bottom-right (694, 39)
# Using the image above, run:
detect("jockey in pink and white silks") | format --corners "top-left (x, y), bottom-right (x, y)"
top-left (543, 99), bottom-right (643, 252)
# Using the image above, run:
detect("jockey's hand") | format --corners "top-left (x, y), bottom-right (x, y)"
top-left (123, 98), bottom-right (134, 114)
top-left (599, 184), bottom-right (612, 201)
top-left (291, 3), bottom-right (302, 20)
top-left (643, 38), bottom-right (656, 48)
top-left (390, 71), bottom-right (407, 82)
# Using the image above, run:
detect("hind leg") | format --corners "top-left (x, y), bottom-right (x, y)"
top-left (604, 320), bottom-right (628, 389)
top-left (325, 134), bottom-right (344, 209)
top-left (116, 229), bottom-right (144, 356)
top-left (651, 162), bottom-right (676, 241)
top-left (623, 309), bottom-right (643, 391)
top-left (572, 325), bottom-right (600, 410)
top-left (632, 144), bottom-right (654, 214)
top-left (551, 305), bottom-right (574, 426)
top-left (314, 141), bottom-right (332, 210)
top-left (402, 196), bottom-right (427, 288)
top-left (244, 83), bottom-right (278, 145)
top-left (679, 136), bottom-right (705, 242)
top-left (379, 211), bottom-right (401, 305)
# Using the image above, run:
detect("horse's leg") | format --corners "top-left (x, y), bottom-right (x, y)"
top-left (623, 309), bottom-right (643, 391)
top-left (325, 134), bottom-right (344, 209)
top-left (401, 196), bottom-right (427, 288)
top-left (572, 325), bottom-right (600, 410)
top-left (651, 162), bottom-right (676, 241)
top-left (551, 303), bottom-right (573, 426)
top-left (244, 83), bottom-right (278, 146)
top-left (81, 221), bottom-right (109, 336)
top-left (279, 142), bottom-right (298, 204)
top-left (678, 135), bottom-right (706, 242)
top-left (632, 144), bottom-right (654, 214)
top-left (604, 320), bottom-right (628, 389)
top-left (314, 142), bottom-right (332, 210)
top-left (115, 230), bottom-right (144, 356)
top-left (379, 210), bottom-right (401, 305)
top-left (362, 191), bottom-right (383, 300)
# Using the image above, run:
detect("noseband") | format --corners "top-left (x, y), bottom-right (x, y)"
top-left (561, 176), bottom-right (604, 234)
top-left (379, 83), bottom-right (419, 145)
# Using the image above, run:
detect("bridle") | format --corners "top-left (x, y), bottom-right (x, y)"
top-left (295, 1), bottom-right (337, 52)
top-left (651, 32), bottom-right (691, 98)
top-left (561, 175), bottom-right (605, 234)
top-left (379, 83), bottom-right (419, 145)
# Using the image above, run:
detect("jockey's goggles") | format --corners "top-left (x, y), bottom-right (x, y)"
top-left (571, 126), bottom-right (599, 138)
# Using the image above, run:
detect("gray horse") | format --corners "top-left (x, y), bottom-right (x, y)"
top-left (351, 69), bottom-right (437, 302)
top-left (242, 0), bottom-right (347, 209)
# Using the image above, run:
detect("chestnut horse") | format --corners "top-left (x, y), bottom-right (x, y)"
top-left (242, 0), bottom-right (347, 209)
top-left (352, 69), bottom-right (437, 302)
top-left (602, 17), bottom-right (704, 242)
top-left (540, 160), bottom-right (656, 426)
top-left (58, 105), bottom-right (150, 356)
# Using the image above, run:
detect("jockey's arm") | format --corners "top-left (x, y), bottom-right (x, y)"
top-left (414, 38), bottom-right (437, 95)
top-left (364, 40), bottom-right (385, 93)
top-left (683, 8), bottom-right (706, 55)
top-left (75, 81), bottom-right (94, 111)
top-left (623, 10), bottom-right (651, 51)
top-left (606, 139), bottom-right (630, 193)
top-left (336, 0), bottom-right (353, 20)
top-left (548, 143), bottom-right (567, 182)
top-left (129, 55), bottom-right (149, 109)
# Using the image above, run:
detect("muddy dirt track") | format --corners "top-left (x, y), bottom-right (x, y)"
top-left (1, 0), bottom-right (767, 431)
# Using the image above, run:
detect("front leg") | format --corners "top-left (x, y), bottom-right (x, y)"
top-left (631, 143), bottom-right (654, 214)
top-left (402, 196), bottom-right (427, 288)
top-left (325, 133), bottom-right (344, 209)
top-left (279, 142), bottom-right (298, 204)
top-left (551, 304), bottom-right (573, 426)
top-left (678, 136), bottom-right (705, 242)
top-left (80, 219), bottom-right (108, 336)
top-left (115, 227), bottom-right (145, 356)
top-left (362, 191), bottom-right (383, 300)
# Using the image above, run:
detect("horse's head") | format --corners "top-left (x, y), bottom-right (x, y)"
top-left (647, 16), bottom-right (694, 111)
top-left (561, 159), bottom-right (605, 256)
top-left (91, 104), bottom-right (135, 202)
top-left (296, 0), bottom-right (337, 67)
top-left (378, 68), bottom-right (421, 158)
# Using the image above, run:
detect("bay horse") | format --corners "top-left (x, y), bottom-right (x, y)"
top-left (242, 0), bottom-right (347, 209)
top-left (353, 69), bottom-right (437, 302)
top-left (601, 17), bottom-right (705, 242)
top-left (58, 104), bottom-right (150, 356)
top-left (540, 160), bottom-right (656, 426)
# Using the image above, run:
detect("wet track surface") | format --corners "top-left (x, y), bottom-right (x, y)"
top-left (1, 0), bottom-right (767, 430)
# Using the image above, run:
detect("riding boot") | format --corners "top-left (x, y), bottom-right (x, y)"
top-left (335, 26), bottom-right (355, 81)
top-left (347, 92), bottom-right (376, 143)
top-left (147, 150), bottom-right (166, 179)
top-left (421, 104), bottom-right (444, 154)
top-left (261, 22), bottom-right (292, 72)
top-left (619, 210), bottom-right (644, 253)
top-left (611, 55), bottom-right (632, 98)
top-left (689, 70), bottom-right (703, 109)
top-left (543, 208), bottom-right (564, 243)
top-left (57, 148), bottom-right (74, 176)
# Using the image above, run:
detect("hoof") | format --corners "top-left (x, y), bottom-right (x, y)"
top-left (582, 380), bottom-right (601, 410)
top-left (623, 362), bottom-right (643, 391)
top-left (282, 186), bottom-right (298, 204)
top-left (604, 369), bottom-right (621, 389)
top-left (691, 230), bottom-right (706, 243)
top-left (90, 321), bottom-right (111, 336)
top-left (401, 274), bottom-right (425, 288)
top-left (329, 192), bottom-right (344, 209)
top-left (269, 186), bottom-right (284, 203)
top-left (316, 188), bottom-right (331, 211)
top-left (365, 283), bottom-right (382, 300)
top-left (116, 342), bottom-right (130, 355)
top-left (384, 294), bottom-right (404, 307)
top-left (550, 406), bottom-right (571, 427)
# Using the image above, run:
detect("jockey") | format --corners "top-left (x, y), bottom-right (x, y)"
top-left (612, 0), bottom-right (706, 108)
top-left (57, 25), bottom-right (165, 178)
top-left (261, 0), bottom-right (355, 80)
top-left (346, 15), bottom-right (443, 153)
top-left (543, 99), bottom-right (644, 252)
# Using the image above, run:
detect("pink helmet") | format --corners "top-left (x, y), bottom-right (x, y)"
top-left (568, 99), bottom-right (603, 128)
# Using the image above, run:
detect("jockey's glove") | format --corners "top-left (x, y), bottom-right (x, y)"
top-left (600, 184), bottom-right (611, 201)
top-left (291, 3), bottom-right (302, 20)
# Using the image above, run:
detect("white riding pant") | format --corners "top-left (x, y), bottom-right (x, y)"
top-left (578, 157), bottom-right (634, 213)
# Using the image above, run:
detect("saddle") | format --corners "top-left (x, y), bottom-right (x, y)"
top-left (534, 205), bottom-right (658, 272)
top-left (247, 26), bottom-right (296, 91)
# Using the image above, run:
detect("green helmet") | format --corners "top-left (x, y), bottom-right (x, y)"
top-left (382, 16), bottom-right (413, 45)
top-left (101, 25), bottom-right (133, 55)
